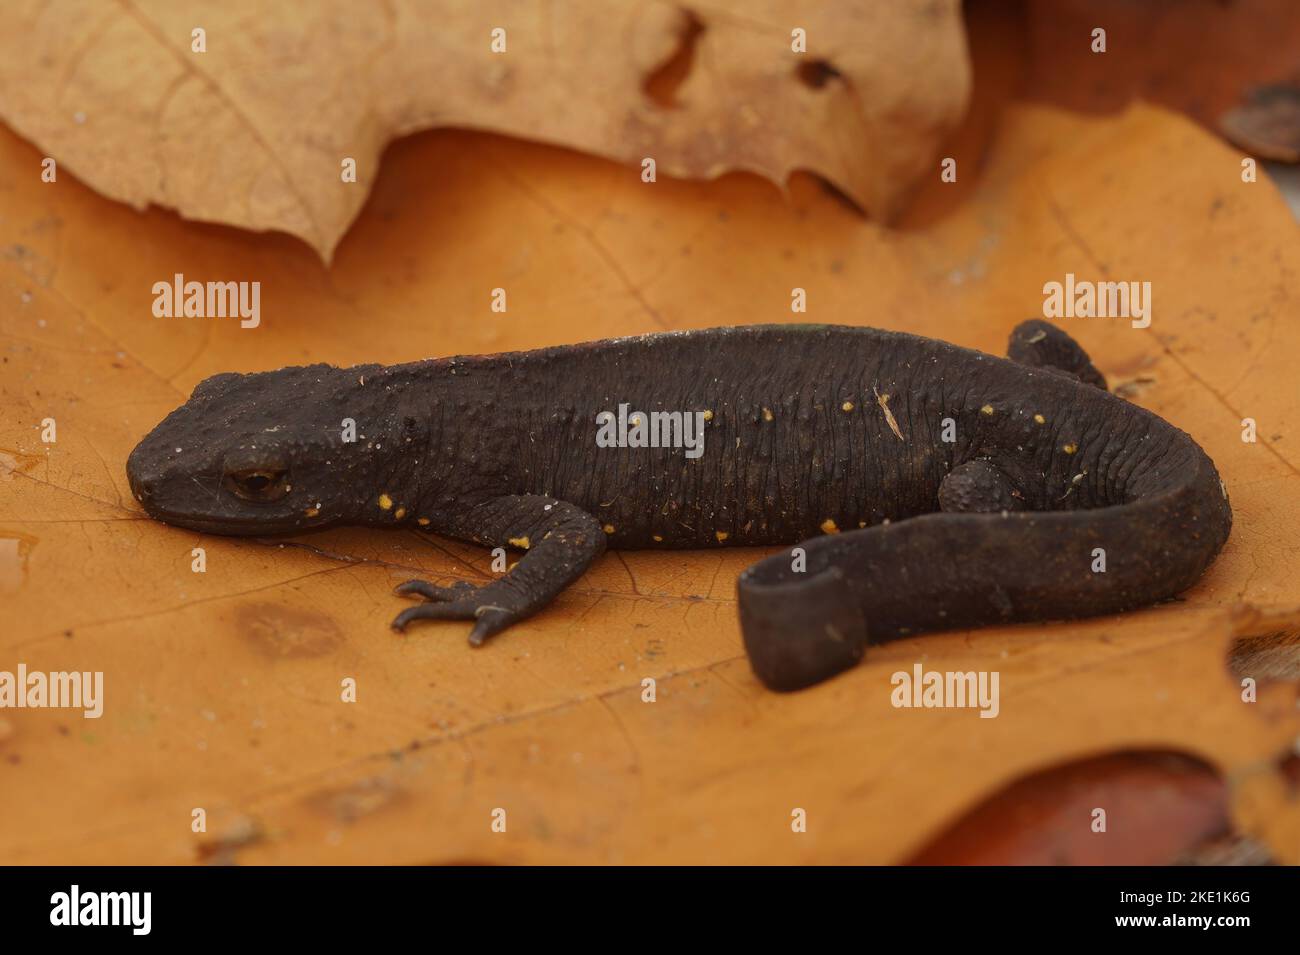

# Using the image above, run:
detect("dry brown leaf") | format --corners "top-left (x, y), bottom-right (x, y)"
top-left (1, 94), bottom-right (1299, 863)
top-left (1220, 85), bottom-right (1300, 163)
top-left (908, 750), bottom-right (1244, 865)
top-left (1020, 0), bottom-right (1300, 127)
top-left (0, 0), bottom-right (970, 262)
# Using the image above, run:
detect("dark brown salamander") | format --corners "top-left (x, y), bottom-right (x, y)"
top-left (126, 322), bottom-right (1232, 691)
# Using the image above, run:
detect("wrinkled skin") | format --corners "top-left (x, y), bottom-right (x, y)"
top-left (128, 322), bottom-right (1232, 691)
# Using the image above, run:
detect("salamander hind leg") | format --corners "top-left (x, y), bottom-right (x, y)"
top-left (938, 459), bottom-right (1026, 513)
top-left (1007, 319), bottom-right (1107, 390)
top-left (392, 496), bottom-right (606, 646)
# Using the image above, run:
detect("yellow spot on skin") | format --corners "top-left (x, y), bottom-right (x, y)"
top-left (1063, 443), bottom-right (1078, 454)
top-left (1034, 414), bottom-right (1046, 424)
top-left (702, 410), bottom-right (714, 421)
top-left (509, 536), bottom-right (531, 549)
top-left (603, 524), bottom-right (615, 534)
top-left (820, 518), bottom-right (839, 534)
top-left (715, 530), bottom-right (729, 542)
top-left (417, 517), bottom-right (430, 526)
top-left (841, 401), bottom-right (854, 412)
top-left (762, 408), bottom-right (773, 422)
top-left (378, 493), bottom-right (393, 511)
top-left (394, 507), bottom-right (406, 520)
top-left (305, 507), bottom-right (319, 517)
top-left (652, 534), bottom-right (664, 542)
top-left (980, 404), bottom-right (994, 415)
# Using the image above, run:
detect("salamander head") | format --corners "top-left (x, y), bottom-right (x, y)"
top-left (127, 365), bottom-right (380, 535)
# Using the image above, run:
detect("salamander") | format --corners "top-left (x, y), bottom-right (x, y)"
top-left (126, 321), bottom-right (1232, 691)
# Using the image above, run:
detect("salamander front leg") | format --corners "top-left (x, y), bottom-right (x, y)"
top-left (391, 496), bottom-right (606, 645)
top-left (394, 580), bottom-right (477, 601)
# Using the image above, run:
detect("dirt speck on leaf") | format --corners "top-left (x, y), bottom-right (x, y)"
top-left (236, 603), bottom-right (343, 659)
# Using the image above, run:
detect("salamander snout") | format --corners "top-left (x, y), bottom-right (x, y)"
top-left (125, 425), bottom-right (218, 523)
top-left (125, 443), bottom-right (159, 506)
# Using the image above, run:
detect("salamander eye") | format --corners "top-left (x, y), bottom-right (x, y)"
top-left (224, 467), bottom-right (289, 502)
